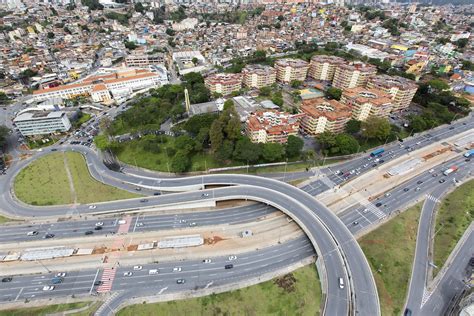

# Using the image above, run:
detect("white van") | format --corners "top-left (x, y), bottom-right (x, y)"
top-left (148, 269), bottom-right (158, 275)
top-left (338, 277), bottom-right (345, 289)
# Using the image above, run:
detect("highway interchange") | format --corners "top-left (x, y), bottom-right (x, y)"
top-left (0, 112), bottom-right (472, 315)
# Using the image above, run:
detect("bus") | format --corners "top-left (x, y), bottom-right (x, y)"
top-left (370, 148), bottom-right (385, 157)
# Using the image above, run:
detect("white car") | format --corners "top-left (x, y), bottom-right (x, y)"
top-left (173, 267), bottom-right (182, 272)
top-left (118, 219), bottom-right (127, 225)
top-left (42, 285), bottom-right (55, 291)
top-left (362, 208), bottom-right (368, 213)
top-left (148, 269), bottom-right (158, 275)
top-left (56, 272), bottom-right (66, 277)
top-left (428, 169), bottom-right (435, 173)
top-left (123, 272), bottom-right (133, 277)
top-left (228, 255), bottom-right (237, 261)
top-left (136, 222), bottom-right (144, 227)
top-left (95, 222), bottom-right (104, 227)
top-left (133, 265), bottom-right (142, 271)
top-left (26, 231), bottom-right (39, 236)
top-left (203, 259), bottom-right (212, 263)
top-left (88, 205), bottom-right (97, 209)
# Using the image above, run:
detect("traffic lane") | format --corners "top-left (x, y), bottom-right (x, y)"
top-left (132, 205), bottom-right (275, 232)
top-left (420, 232), bottom-right (474, 316)
top-left (341, 155), bottom-right (473, 234)
top-left (0, 204), bottom-right (276, 243)
top-left (111, 240), bottom-right (314, 290)
top-left (0, 269), bottom-right (99, 302)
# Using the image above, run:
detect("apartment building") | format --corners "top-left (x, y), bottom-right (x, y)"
top-left (299, 98), bottom-right (352, 135)
top-left (13, 111), bottom-right (71, 136)
top-left (125, 54), bottom-right (165, 67)
top-left (242, 64), bottom-right (276, 89)
top-left (308, 55), bottom-right (345, 81)
top-left (340, 87), bottom-right (393, 121)
top-left (274, 58), bottom-right (309, 83)
top-left (333, 63), bottom-right (377, 89)
top-left (245, 110), bottom-right (302, 144)
top-left (204, 73), bottom-right (242, 95)
top-left (32, 69), bottom-right (164, 102)
top-left (367, 75), bottom-right (418, 112)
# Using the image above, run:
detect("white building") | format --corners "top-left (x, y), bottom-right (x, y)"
top-left (172, 51), bottom-right (208, 75)
top-left (14, 111), bottom-right (71, 137)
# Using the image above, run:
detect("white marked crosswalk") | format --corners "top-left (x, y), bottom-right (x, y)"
top-left (421, 287), bottom-right (432, 306)
top-left (363, 203), bottom-right (386, 219)
top-left (426, 195), bottom-right (441, 203)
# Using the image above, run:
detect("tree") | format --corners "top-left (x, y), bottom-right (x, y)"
top-left (0, 125), bottom-right (10, 148)
top-left (333, 134), bottom-right (359, 155)
top-left (0, 92), bottom-right (9, 105)
top-left (216, 140), bottom-right (234, 161)
top-left (171, 151), bottom-right (191, 173)
top-left (47, 32), bottom-right (55, 39)
top-left (233, 137), bottom-right (261, 163)
top-left (345, 119), bottom-right (361, 134)
top-left (259, 86), bottom-right (272, 97)
top-left (124, 41), bottom-right (137, 50)
top-left (316, 131), bottom-right (336, 152)
top-left (262, 142), bottom-right (285, 162)
top-left (134, 2), bottom-right (144, 13)
top-left (286, 135), bottom-right (304, 158)
top-left (407, 115), bottom-right (428, 133)
top-left (290, 80), bottom-right (302, 88)
top-left (271, 95), bottom-right (284, 107)
top-left (165, 28), bottom-right (175, 36)
top-left (325, 87), bottom-right (342, 100)
top-left (209, 119), bottom-right (224, 152)
top-left (223, 99), bottom-right (234, 110)
top-left (456, 38), bottom-right (468, 49)
top-left (361, 116), bottom-right (391, 141)
top-left (174, 135), bottom-right (195, 154)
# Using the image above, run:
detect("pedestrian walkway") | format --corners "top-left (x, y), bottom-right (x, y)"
top-left (117, 215), bottom-right (132, 234)
top-left (97, 268), bottom-right (117, 293)
top-left (426, 194), bottom-right (441, 203)
top-left (363, 203), bottom-right (386, 219)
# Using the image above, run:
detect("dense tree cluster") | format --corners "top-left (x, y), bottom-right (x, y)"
top-left (81, 0), bottom-right (103, 10)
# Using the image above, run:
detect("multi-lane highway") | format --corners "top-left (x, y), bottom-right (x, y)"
top-left (0, 204), bottom-right (276, 244)
top-left (0, 236), bottom-right (314, 303)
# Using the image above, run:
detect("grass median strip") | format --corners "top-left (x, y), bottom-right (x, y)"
top-left (0, 301), bottom-right (90, 316)
top-left (433, 179), bottom-right (474, 277)
top-left (118, 264), bottom-right (321, 316)
top-left (359, 203), bottom-right (421, 316)
top-left (14, 152), bottom-right (138, 206)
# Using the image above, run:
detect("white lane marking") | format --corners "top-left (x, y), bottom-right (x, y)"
top-left (204, 281), bottom-right (213, 289)
top-left (14, 287), bottom-right (23, 301)
top-left (158, 287), bottom-right (168, 294)
top-left (89, 268), bottom-right (100, 294)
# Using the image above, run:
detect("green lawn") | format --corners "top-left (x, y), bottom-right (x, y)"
top-left (118, 264), bottom-right (321, 316)
top-left (27, 136), bottom-right (59, 149)
top-left (359, 203), bottom-right (422, 316)
top-left (0, 215), bottom-right (18, 224)
top-left (14, 152), bottom-right (138, 205)
top-left (0, 302), bottom-right (91, 316)
top-left (433, 179), bottom-right (474, 277)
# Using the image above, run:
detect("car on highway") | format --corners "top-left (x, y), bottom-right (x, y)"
top-left (88, 205), bottom-right (97, 209)
top-left (27, 231), bottom-right (39, 236)
top-left (384, 193), bottom-right (391, 197)
top-left (362, 208), bottom-right (368, 213)
top-left (429, 169), bottom-right (435, 173)
top-left (228, 255), bottom-right (237, 261)
top-left (135, 187), bottom-right (141, 191)
top-left (94, 226), bottom-right (102, 231)
top-left (94, 280), bottom-right (103, 286)
top-left (201, 193), bottom-right (209, 197)
top-left (176, 279), bottom-right (185, 284)
top-left (338, 277), bottom-right (344, 289)
top-left (404, 308), bottom-right (412, 316)
top-left (123, 272), bottom-right (133, 277)
top-left (140, 199), bottom-right (149, 203)
top-left (415, 187), bottom-right (421, 191)
top-left (118, 219), bottom-right (127, 225)
top-left (42, 285), bottom-right (55, 291)
top-left (352, 221), bottom-right (359, 226)
top-left (133, 265), bottom-right (142, 271)
top-left (148, 269), bottom-right (158, 275)
top-left (153, 192), bottom-right (161, 196)
top-left (375, 202), bottom-right (382, 207)
top-left (136, 222), bottom-right (144, 227)
top-left (44, 233), bottom-right (55, 239)
top-left (403, 188), bottom-right (410, 192)
top-left (84, 230), bottom-right (94, 235)
top-left (225, 264), bottom-right (234, 269)
top-left (56, 272), bottom-right (66, 277)
top-left (189, 222), bottom-right (197, 227)
top-left (51, 277), bottom-right (63, 284)
top-left (439, 179), bottom-right (446, 183)
top-left (417, 180), bottom-right (423, 185)
top-left (1, 277), bottom-right (12, 283)
top-left (173, 267), bottom-right (182, 272)
top-left (203, 259), bottom-right (212, 263)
